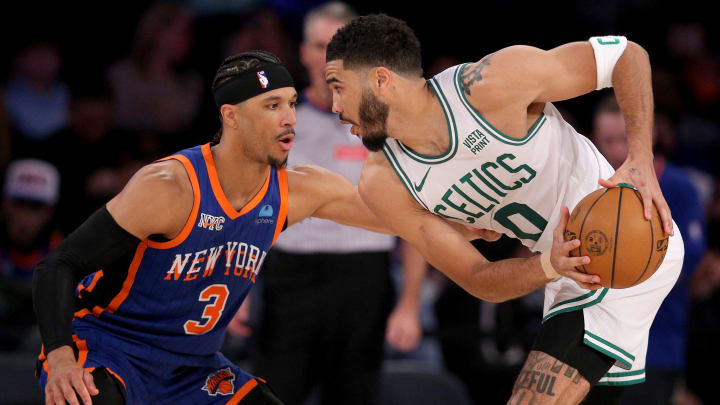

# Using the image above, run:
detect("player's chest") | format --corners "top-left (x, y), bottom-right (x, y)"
top-left (403, 145), bottom-right (541, 224)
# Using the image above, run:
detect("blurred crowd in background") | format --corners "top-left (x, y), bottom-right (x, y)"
top-left (0, 1), bottom-right (718, 404)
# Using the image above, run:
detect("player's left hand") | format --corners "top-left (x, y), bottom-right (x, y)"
top-left (385, 303), bottom-right (422, 352)
top-left (599, 154), bottom-right (673, 235)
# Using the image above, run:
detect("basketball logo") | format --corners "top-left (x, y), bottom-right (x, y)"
top-left (565, 186), bottom-right (668, 288)
top-left (257, 71), bottom-right (269, 88)
top-left (564, 230), bottom-right (577, 241)
top-left (584, 231), bottom-right (608, 256)
top-left (202, 367), bottom-right (235, 396)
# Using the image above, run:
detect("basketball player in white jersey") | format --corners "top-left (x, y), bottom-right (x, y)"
top-left (324, 14), bottom-right (684, 405)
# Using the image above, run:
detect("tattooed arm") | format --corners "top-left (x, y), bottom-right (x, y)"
top-left (460, 41), bottom-right (673, 236)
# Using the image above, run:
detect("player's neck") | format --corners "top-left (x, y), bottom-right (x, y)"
top-left (210, 140), bottom-right (270, 210)
top-left (388, 80), bottom-right (449, 156)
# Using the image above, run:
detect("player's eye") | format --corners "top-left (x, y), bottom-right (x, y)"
top-left (269, 103), bottom-right (278, 109)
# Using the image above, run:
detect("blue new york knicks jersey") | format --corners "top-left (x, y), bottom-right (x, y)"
top-left (71, 142), bottom-right (288, 357)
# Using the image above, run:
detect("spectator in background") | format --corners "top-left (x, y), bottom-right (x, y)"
top-left (224, 9), bottom-right (302, 87)
top-left (0, 159), bottom-right (61, 351)
top-left (0, 105), bottom-right (11, 172)
top-left (39, 81), bottom-right (143, 234)
top-left (591, 96), bottom-right (707, 404)
top-left (3, 41), bottom-right (69, 153)
top-left (106, 2), bottom-right (203, 151)
top-left (248, 4), bottom-right (426, 404)
top-left (686, 188), bottom-right (720, 405)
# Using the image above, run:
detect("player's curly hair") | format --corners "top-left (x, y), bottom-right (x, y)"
top-left (211, 50), bottom-right (283, 141)
top-left (326, 14), bottom-right (422, 77)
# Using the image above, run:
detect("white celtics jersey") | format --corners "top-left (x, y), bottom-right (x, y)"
top-left (382, 63), bottom-right (615, 253)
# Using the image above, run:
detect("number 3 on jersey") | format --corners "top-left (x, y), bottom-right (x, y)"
top-left (184, 284), bottom-right (229, 335)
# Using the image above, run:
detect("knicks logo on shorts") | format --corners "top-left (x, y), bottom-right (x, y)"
top-left (202, 367), bottom-right (235, 396)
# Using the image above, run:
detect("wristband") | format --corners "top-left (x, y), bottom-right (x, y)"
top-left (540, 250), bottom-right (560, 279)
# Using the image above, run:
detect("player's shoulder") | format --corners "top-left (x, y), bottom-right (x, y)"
top-left (132, 159), bottom-right (193, 197)
top-left (463, 46), bottom-right (544, 84)
top-left (107, 158), bottom-right (195, 239)
top-left (114, 159), bottom-right (194, 217)
top-left (360, 151), bottom-right (392, 183)
top-left (358, 151), bottom-right (404, 201)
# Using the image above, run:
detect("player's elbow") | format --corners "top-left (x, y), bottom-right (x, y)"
top-left (626, 41), bottom-right (649, 64)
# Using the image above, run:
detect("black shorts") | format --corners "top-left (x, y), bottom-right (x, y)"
top-left (531, 310), bottom-right (616, 385)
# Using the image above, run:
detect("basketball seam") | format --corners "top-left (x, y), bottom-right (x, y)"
top-left (631, 189), bottom-right (654, 287)
top-left (611, 188), bottom-right (623, 288)
top-left (577, 189), bottom-right (609, 274)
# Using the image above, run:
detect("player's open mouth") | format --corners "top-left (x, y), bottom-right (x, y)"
top-left (277, 134), bottom-right (294, 151)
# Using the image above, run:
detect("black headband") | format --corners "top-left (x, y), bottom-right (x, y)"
top-left (213, 63), bottom-right (295, 108)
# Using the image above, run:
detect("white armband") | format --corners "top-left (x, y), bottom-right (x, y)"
top-left (589, 35), bottom-right (628, 90)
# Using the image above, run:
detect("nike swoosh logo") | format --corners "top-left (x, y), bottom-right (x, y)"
top-left (414, 168), bottom-right (431, 192)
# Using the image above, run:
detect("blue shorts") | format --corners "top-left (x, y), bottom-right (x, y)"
top-left (37, 325), bottom-right (259, 404)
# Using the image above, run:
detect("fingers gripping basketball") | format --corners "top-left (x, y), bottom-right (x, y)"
top-left (564, 185), bottom-right (668, 289)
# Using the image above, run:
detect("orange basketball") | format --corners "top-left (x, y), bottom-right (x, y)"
top-left (563, 184), bottom-right (668, 289)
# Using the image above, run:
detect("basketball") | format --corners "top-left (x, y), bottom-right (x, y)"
top-left (563, 184), bottom-right (669, 289)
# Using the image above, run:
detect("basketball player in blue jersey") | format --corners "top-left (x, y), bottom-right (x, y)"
top-left (31, 50), bottom-right (492, 405)
top-left (324, 15), bottom-right (684, 405)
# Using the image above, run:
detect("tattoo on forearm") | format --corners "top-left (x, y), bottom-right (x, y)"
top-left (460, 53), bottom-right (494, 96)
top-left (510, 352), bottom-right (583, 403)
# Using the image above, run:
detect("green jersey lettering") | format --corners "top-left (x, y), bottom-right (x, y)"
top-left (441, 189), bottom-right (484, 222)
top-left (481, 161), bottom-right (522, 191)
top-left (497, 153), bottom-right (536, 184)
top-left (494, 203), bottom-right (547, 241)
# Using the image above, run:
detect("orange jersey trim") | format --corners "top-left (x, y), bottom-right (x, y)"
top-left (106, 367), bottom-right (127, 389)
top-left (202, 143), bottom-right (271, 220)
top-left (226, 378), bottom-right (258, 405)
top-left (40, 335), bottom-right (89, 379)
top-left (73, 242), bottom-right (147, 319)
top-left (105, 242), bottom-right (148, 314)
top-left (147, 154), bottom-right (202, 250)
top-left (77, 270), bottom-right (104, 297)
top-left (272, 168), bottom-right (289, 246)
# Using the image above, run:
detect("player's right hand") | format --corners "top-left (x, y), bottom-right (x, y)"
top-left (45, 346), bottom-right (98, 405)
top-left (549, 206), bottom-right (602, 290)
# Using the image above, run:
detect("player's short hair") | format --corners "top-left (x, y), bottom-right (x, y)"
top-left (212, 50), bottom-right (283, 141)
top-left (303, 2), bottom-right (356, 41)
top-left (326, 14), bottom-right (422, 77)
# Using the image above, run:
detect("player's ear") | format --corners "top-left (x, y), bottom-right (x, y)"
top-left (372, 67), bottom-right (393, 94)
top-left (220, 104), bottom-right (240, 129)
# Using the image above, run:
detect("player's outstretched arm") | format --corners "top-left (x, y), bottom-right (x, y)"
top-left (359, 154), bottom-right (599, 303)
top-left (33, 160), bottom-right (192, 405)
top-left (285, 164), bottom-right (391, 233)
